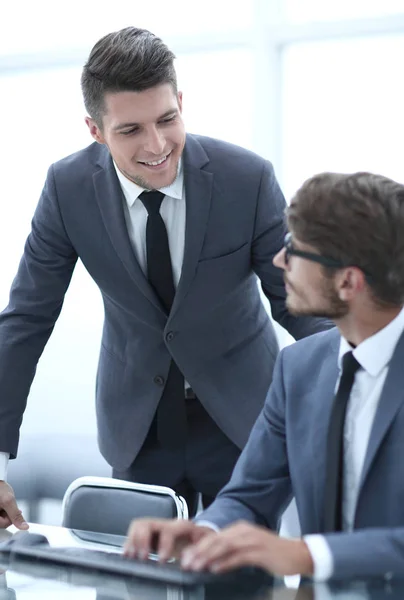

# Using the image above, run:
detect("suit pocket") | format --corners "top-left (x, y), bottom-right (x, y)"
top-left (198, 241), bottom-right (249, 263)
top-left (192, 240), bottom-right (251, 306)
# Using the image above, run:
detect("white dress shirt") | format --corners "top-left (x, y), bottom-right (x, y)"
top-left (305, 307), bottom-right (404, 580)
top-left (0, 161), bottom-right (186, 482)
top-left (115, 160), bottom-right (186, 288)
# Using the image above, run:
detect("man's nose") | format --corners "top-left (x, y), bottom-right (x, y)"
top-left (144, 127), bottom-right (165, 156)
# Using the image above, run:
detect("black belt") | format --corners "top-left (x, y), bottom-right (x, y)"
top-left (185, 387), bottom-right (197, 400)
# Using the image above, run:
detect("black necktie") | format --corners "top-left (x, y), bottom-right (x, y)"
top-left (139, 191), bottom-right (187, 449)
top-left (323, 351), bottom-right (361, 532)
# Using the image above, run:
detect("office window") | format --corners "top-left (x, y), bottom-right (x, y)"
top-left (281, 34), bottom-right (404, 198)
top-left (284, 0), bottom-right (404, 22)
top-left (0, 68), bottom-right (87, 284)
top-left (177, 49), bottom-right (254, 150)
top-left (1, 0), bottom-right (253, 57)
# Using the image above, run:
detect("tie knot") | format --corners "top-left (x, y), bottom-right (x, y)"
top-left (138, 190), bottom-right (165, 215)
top-left (341, 351), bottom-right (361, 377)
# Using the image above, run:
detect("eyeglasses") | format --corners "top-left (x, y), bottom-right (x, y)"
top-left (283, 233), bottom-right (348, 269)
top-left (283, 233), bottom-right (373, 281)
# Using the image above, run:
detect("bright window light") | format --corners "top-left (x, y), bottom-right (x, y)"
top-left (281, 34), bottom-right (404, 198)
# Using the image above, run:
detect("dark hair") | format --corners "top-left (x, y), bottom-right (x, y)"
top-left (81, 27), bottom-right (177, 126)
top-left (287, 172), bottom-right (404, 307)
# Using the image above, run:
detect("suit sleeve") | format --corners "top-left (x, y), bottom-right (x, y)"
top-left (0, 165), bottom-right (78, 457)
top-left (324, 528), bottom-right (404, 579)
top-left (195, 350), bottom-right (293, 531)
top-left (251, 160), bottom-right (333, 340)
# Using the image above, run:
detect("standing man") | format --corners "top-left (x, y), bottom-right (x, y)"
top-left (125, 172), bottom-right (404, 580)
top-left (0, 26), bottom-right (328, 527)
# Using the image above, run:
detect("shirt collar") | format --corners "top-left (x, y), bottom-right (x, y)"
top-left (338, 307), bottom-right (404, 377)
top-left (113, 158), bottom-right (184, 209)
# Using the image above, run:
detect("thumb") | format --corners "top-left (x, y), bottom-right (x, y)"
top-left (8, 504), bottom-right (29, 530)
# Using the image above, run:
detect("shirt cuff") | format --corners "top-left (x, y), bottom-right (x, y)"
top-left (0, 452), bottom-right (10, 481)
top-left (194, 520), bottom-right (220, 533)
top-left (304, 534), bottom-right (334, 582)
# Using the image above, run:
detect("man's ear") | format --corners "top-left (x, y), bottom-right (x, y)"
top-left (337, 267), bottom-right (367, 301)
top-left (85, 116), bottom-right (105, 144)
top-left (177, 91), bottom-right (183, 113)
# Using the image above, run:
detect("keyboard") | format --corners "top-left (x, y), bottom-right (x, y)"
top-left (8, 544), bottom-right (260, 586)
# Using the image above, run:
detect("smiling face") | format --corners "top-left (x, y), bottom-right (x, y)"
top-left (85, 83), bottom-right (186, 190)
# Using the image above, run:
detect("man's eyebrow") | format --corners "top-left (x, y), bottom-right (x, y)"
top-left (158, 109), bottom-right (179, 120)
top-left (113, 109), bottom-right (179, 132)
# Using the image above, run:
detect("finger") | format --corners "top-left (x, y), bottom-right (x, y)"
top-left (2, 501), bottom-right (29, 530)
top-left (136, 522), bottom-right (158, 559)
top-left (182, 525), bottom-right (257, 571)
top-left (124, 520), bottom-right (147, 557)
top-left (12, 515), bottom-right (29, 530)
top-left (158, 522), bottom-right (195, 561)
top-left (182, 533), bottom-right (229, 570)
top-left (125, 519), bottom-right (164, 559)
top-left (1, 488), bottom-right (28, 528)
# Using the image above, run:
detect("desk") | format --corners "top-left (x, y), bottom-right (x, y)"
top-left (0, 524), bottom-right (402, 599)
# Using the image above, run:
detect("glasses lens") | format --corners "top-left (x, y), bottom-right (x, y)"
top-left (284, 234), bottom-right (292, 264)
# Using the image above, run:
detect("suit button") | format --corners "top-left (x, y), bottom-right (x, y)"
top-left (166, 331), bottom-right (175, 342)
top-left (154, 375), bottom-right (165, 386)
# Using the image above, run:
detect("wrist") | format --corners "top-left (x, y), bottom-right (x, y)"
top-left (293, 539), bottom-right (314, 576)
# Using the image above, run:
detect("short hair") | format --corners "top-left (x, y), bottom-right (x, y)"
top-left (287, 172), bottom-right (404, 307)
top-left (81, 27), bottom-right (177, 126)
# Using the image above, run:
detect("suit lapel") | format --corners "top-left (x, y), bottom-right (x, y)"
top-left (170, 136), bottom-right (213, 319)
top-left (310, 331), bottom-right (341, 530)
top-left (358, 329), bottom-right (404, 491)
top-left (93, 149), bottom-right (165, 314)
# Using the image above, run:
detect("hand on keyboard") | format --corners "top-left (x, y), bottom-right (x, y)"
top-left (125, 518), bottom-right (215, 563)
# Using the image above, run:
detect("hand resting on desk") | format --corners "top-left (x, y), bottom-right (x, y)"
top-left (0, 482), bottom-right (28, 531)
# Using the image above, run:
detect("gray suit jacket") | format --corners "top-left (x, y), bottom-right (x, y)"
top-left (0, 134), bottom-right (328, 470)
top-left (199, 327), bottom-right (404, 579)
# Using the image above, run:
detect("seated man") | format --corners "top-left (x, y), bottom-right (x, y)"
top-left (124, 171), bottom-right (404, 581)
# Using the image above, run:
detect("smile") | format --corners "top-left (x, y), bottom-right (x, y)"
top-left (138, 152), bottom-right (171, 167)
